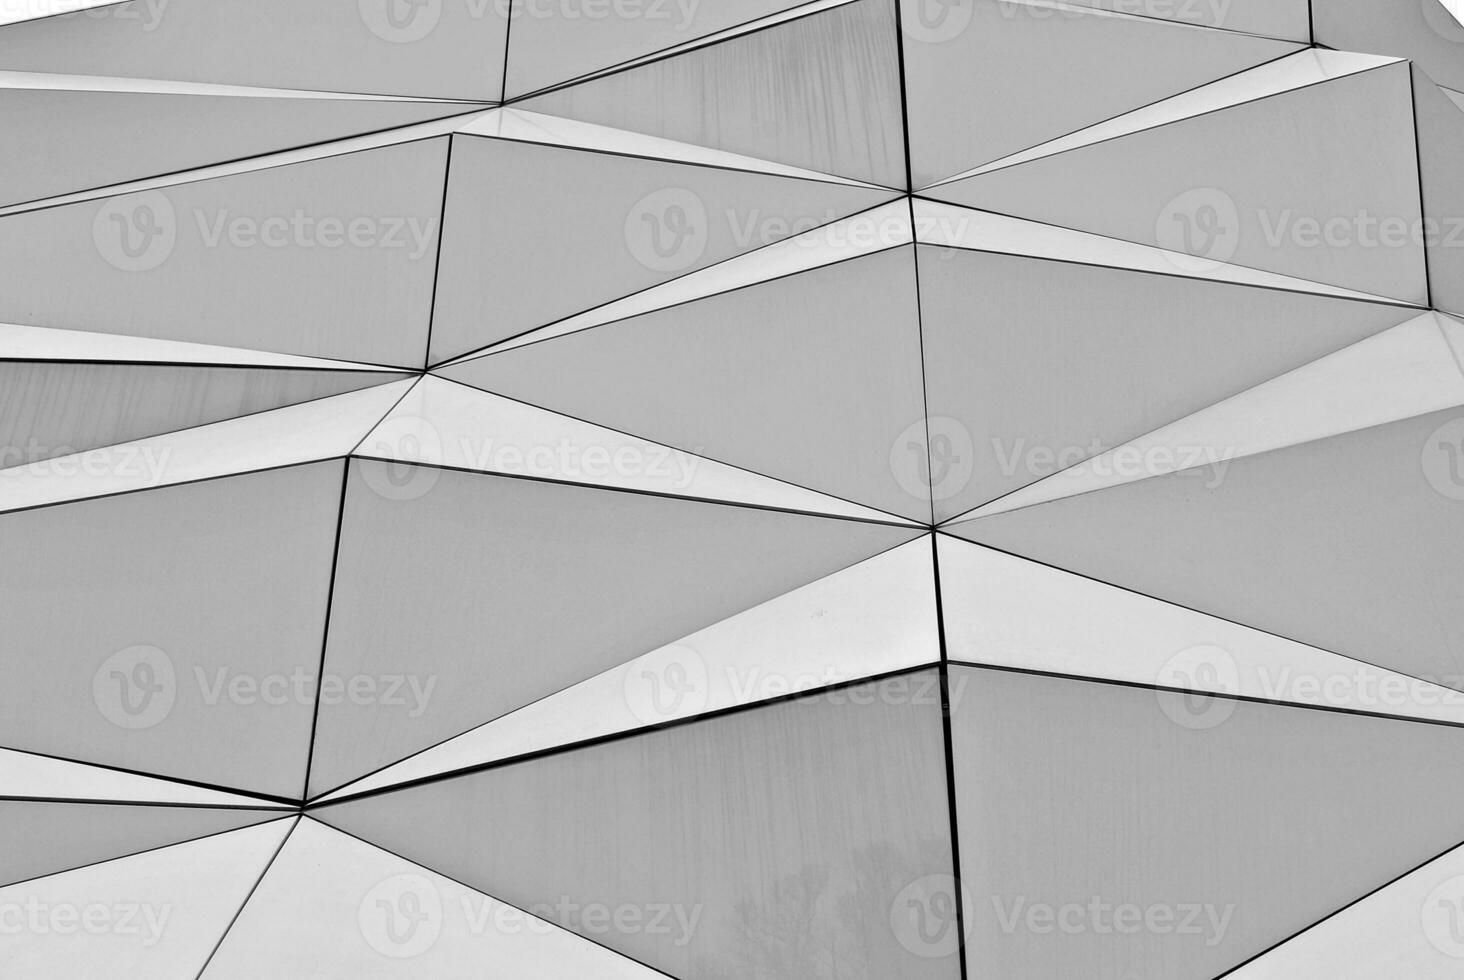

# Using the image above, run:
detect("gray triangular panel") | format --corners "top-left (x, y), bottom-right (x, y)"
top-left (0, 461), bottom-right (343, 799)
top-left (951, 664), bottom-right (1464, 978)
top-left (318, 671), bottom-right (957, 980)
top-left (0, 137), bottom-right (448, 366)
top-left (523, 0), bottom-right (906, 186)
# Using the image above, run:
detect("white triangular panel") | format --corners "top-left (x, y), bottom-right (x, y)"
top-left (0, 321), bottom-right (403, 370)
top-left (199, 817), bottom-right (663, 979)
top-left (960, 313), bottom-right (1464, 519)
top-left (938, 536), bottom-right (1464, 726)
top-left (934, 49), bottom-right (1400, 183)
top-left (459, 107), bottom-right (877, 187)
top-left (912, 199), bottom-right (1407, 304)
top-left (1228, 842), bottom-right (1464, 978)
top-left (0, 817), bottom-right (294, 980)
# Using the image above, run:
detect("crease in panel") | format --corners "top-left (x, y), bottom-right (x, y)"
top-left (359, 375), bottom-right (915, 524)
top-left (461, 107), bottom-right (881, 187)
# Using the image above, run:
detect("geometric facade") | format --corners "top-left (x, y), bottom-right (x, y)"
top-left (4, 0), bottom-right (1464, 976)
